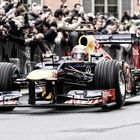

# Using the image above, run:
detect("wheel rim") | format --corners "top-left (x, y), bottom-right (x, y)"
top-left (118, 70), bottom-right (126, 98)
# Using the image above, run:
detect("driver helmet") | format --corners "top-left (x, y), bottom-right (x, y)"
top-left (71, 45), bottom-right (88, 61)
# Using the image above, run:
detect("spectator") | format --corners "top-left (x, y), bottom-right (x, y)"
top-left (28, 4), bottom-right (42, 22)
top-left (42, 5), bottom-right (48, 14)
top-left (5, 0), bottom-right (21, 17)
top-left (50, 8), bottom-right (82, 58)
top-left (0, 7), bottom-right (8, 36)
top-left (131, 26), bottom-right (140, 68)
top-left (35, 20), bottom-right (57, 54)
top-left (6, 2), bottom-right (28, 38)
top-left (121, 11), bottom-right (131, 23)
top-left (94, 19), bottom-right (103, 34)
top-left (72, 3), bottom-right (84, 17)
top-left (1, 0), bottom-right (140, 73)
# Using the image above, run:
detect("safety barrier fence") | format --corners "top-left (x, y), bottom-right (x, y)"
top-left (0, 37), bottom-right (41, 74)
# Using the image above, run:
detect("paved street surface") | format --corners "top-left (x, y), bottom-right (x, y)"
top-left (0, 95), bottom-right (140, 140)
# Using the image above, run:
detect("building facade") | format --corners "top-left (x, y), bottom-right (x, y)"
top-left (1, 0), bottom-right (140, 20)
top-left (81, 0), bottom-right (132, 20)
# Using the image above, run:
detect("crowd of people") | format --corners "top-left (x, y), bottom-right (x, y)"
top-left (0, 0), bottom-right (140, 64)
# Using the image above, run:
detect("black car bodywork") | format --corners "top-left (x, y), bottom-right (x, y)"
top-left (0, 33), bottom-right (140, 111)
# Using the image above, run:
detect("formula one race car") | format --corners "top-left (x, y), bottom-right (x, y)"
top-left (0, 33), bottom-right (140, 111)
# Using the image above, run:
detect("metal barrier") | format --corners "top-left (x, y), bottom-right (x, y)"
top-left (0, 37), bottom-right (23, 73)
top-left (0, 37), bottom-right (41, 74)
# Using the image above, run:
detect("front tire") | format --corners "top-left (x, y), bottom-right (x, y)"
top-left (0, 62), bottom-right (19, 91)
top-left (94, 60), bottom-right (126, 108)
top-left (0, 62), bottom-right (20, 111)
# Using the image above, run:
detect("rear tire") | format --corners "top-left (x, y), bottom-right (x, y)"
top-left (94, 60), bottom-right (126, 108)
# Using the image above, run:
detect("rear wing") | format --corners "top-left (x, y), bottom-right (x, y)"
top-left (93, 33), bottom-right (136, 44)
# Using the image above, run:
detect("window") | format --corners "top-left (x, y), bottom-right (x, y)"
top-left (95, 6), bottom-right (104, 15)
top-left (21, 0), bottom-right (42, 5)
top-left (108, 6), bottom-right (117, 17)
top-left (108, 0), bottom-right (117, 4)
top-left (31, 0), bottom-right (41, 5)
top-left (107, 0), bottom-right (118, 17)
top-left (95, 0), bottom-right (104, 4)
top-left (94, 0), bottom-right (118, 17)
top-left (95, 0), bottom-right (105, 15)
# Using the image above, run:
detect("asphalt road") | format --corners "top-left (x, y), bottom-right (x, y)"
top-left (1, 95), bottom-right (140, 140)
